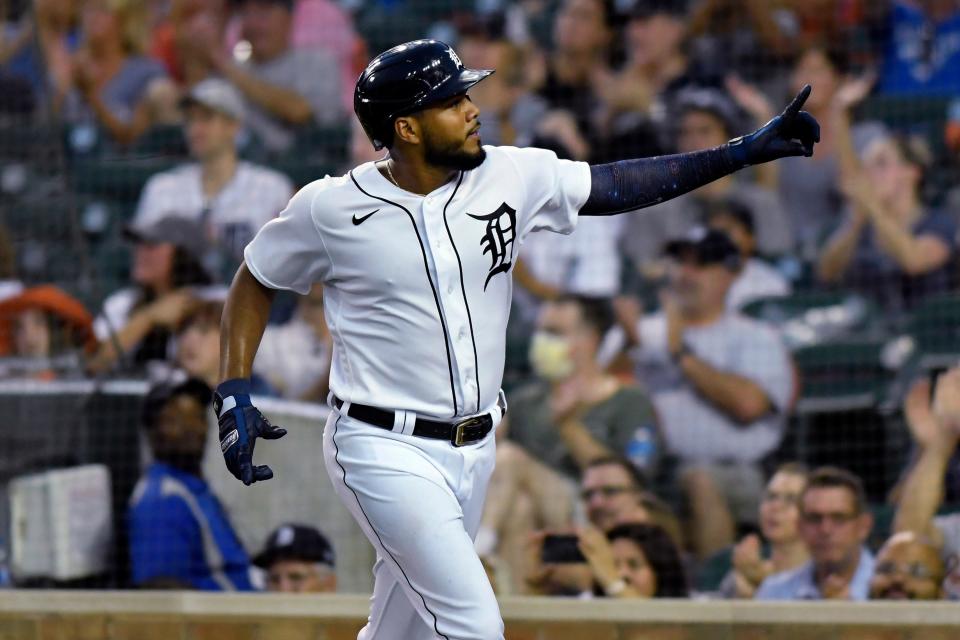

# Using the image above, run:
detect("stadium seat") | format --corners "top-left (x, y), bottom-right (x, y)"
top-left (267, 124), bottom-right (349, 187)
top-left (905, 293), bottom-right (960, 372)
top-left (69, 156), bottom-right (180, 204)
top-left (793, 338), bottom-right (892, 412)
top-left (743, 291), bottom-right (883, 349)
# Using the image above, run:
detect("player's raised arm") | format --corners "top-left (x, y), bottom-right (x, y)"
top-left (214, 263), bottom-right (287, 486)
top-left (580, 86), bottom-right (820, 217)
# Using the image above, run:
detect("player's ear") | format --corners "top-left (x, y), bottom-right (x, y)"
top-left (394, 116), bottom-right (421, 146)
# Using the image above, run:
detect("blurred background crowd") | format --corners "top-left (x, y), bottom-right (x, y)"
top-left (1, 0), bottom-right (960, 609)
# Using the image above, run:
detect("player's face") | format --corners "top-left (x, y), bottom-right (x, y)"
top-left (266, 560), bottom-right (336, 593)
top-left (869, 535), bottom-right (943, 600)
top-left (759, 471), bottom-right (805, 545)
top-left (417, 94), bottom-right (486, 171)
top-left (612, 538), bottom-right (657, 598)
top-left (799, 487), bottom-right (870, 569)
top-left (581, 465), bottom-right (645, 531)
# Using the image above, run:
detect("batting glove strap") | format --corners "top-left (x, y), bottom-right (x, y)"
top-left (214, 378), bottom-right (252, 418)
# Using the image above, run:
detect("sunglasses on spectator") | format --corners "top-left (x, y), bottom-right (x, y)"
top-left (874, 561), bottom-right (937, 581)
top-left (581, 485), bottom-right (634, 501)
top-left (801, 511), bottom-right (859, 526)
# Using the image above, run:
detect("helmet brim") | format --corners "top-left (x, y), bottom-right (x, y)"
top-left (396, 68), bottom-right (495, 117)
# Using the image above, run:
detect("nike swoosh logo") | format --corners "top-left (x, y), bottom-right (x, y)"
top-left (352, 209), bottom-right (380, 225)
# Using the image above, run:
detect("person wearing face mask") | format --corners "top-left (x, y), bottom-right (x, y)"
top-left (612, 226), bottom-right (795, 561)
top-left (475, 294), bottom-right (659, 593)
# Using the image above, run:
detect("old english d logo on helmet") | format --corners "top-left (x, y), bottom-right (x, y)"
top-left (354, 40), bottom-right (495, 150)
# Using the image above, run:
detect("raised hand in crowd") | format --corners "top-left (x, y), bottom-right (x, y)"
top-left (732, 533), bottom-right (768, 593)
top-left (933, 368), bottom-right (960, 436)
top-left (893, 369), bottom-right (960, 541)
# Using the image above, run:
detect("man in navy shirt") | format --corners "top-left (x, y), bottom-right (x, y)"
top-left (127, 377), bottom-right (254, 590)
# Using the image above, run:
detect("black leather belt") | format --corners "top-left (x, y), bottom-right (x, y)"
top-left (332, 394), bottom-right (504, 447)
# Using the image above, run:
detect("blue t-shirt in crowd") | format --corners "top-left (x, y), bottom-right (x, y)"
top-left (127, 462), bottom-right (254, 591)
top-left (879, 1), bottom-right (960, 96)
top-left (845, 209), bottom-right (957, 312)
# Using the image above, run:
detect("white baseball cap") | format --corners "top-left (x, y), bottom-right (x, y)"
top-left (181, 78), bottom-right (245, 121)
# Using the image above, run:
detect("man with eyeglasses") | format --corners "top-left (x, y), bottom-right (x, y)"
top-left (869, 531), bottom-right (945, 600)
top-left (756, 466), bottom-right (875, 600)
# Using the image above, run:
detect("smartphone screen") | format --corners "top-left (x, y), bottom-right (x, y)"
top-left (540, 534), bottom-right (586, 564)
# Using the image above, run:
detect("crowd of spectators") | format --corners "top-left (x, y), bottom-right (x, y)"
top-left (0, 0), bottom-right (959, 607)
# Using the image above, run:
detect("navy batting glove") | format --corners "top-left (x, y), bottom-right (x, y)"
top-left (727, 84), bottom-right (821, 168)
top-left (214, 378), bottom-right (287, 486)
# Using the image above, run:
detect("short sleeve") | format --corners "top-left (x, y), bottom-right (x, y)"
top-left (729, 322), bottom-right (794, 413)
top-left (134, 174), bottom-right (166, 226)
top-left (243, 183), bottom-right (330, 294)
top-left (94, 289), bottom-right (137, 341)
top-left (501, 146), bottom-right (591, 239)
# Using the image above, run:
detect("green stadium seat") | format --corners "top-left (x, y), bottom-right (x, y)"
top-left (793, 338), bottom-right (892, 413)
top-left (267, 124), bottom-right (349, 187)
top-left (743, 291), bottom-right (883, 349)
top-left (859, 95), bottom-right (951, 152)
top-left (906, 293), bottom-right (960, 372)
top-left (69, 156), bottom-right (180, 204)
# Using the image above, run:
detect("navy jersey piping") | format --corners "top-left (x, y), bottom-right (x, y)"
top-left (349, 170), bottom-right (459, 417)
top-left (442, 171), bottom-right (481, 413)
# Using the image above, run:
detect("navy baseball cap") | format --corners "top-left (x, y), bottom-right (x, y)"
top-left (140, 377), bottom-right (212, 431)
top-left (253, 524), bottom-right (336, 568)
top-left (664, 226), bottom-right (741, 270)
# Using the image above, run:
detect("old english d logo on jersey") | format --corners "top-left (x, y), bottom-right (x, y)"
top-left (468, 202), bottom-right (516, 290)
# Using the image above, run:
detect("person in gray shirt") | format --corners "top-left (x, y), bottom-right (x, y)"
top-left (203, 0), bottom-right (344, 152)
top-left (618, 227), bottom-right (794, 560)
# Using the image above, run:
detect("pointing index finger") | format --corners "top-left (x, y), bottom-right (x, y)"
top-left (783, 84), bottom-right (811, 118)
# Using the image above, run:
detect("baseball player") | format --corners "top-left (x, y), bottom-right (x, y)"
top-left (213, 40), bottom-right (818, 639)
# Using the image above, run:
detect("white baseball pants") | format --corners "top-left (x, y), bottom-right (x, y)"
top-left (323, 406), bottom-right (503, 640)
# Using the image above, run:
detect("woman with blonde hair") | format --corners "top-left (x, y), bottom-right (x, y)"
top-left (56, 0), bottom-right (177, 145)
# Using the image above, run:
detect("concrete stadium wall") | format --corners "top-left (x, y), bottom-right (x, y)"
top-left (1, 591), bottom-right (959, 640)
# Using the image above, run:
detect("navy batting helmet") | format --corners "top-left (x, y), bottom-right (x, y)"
top-left (354, 39), bottom-right (494, 150)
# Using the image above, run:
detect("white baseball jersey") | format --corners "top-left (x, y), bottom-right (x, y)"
top-left (244, 145), bottom-right (591, 418)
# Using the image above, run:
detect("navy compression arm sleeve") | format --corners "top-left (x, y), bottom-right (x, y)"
top-left (580, 145), bottom-right (746, 216)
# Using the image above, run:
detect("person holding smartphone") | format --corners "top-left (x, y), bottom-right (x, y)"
top-left (526, 522), bottom-right (688, 598)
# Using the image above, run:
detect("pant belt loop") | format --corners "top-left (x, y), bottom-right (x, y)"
top-left (391, 409), bottom-right (405, 433)
top-left (403, 410), bottom-right (419, 436)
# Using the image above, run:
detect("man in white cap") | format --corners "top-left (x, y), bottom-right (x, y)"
top-left (134, 78), bottom-right (293, 279)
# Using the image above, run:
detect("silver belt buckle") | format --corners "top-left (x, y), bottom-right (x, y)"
top-left (452, 416), bottom-right (485, 447)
